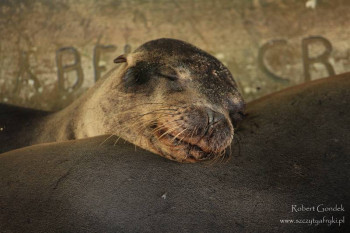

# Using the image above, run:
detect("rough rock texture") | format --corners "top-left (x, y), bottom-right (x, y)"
top-left (0, 73), bottom-right (349, 232)
top-left (1, 0), bottom-right (350, 109)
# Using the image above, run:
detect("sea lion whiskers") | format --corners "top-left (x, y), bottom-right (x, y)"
top-left (189, 125), bottom-right (198, 140)
top-left (178, 132), bottom-right (189, 145)
top-left (113, 136), bottom-right (122, 146)
top-left (110, 109), bottom-right (177, 128)
top-left (171, 128), bottom-right (188, 142)
top-left (150, 118), bottom-right (187, 134)
top-left (220, 148), bottom-right (229, 163)
top-left (157, 125), bottom-right (181, 140)
top-left (114, 115), bottom-right (181, 148)
top-left (113, 108), bottom-right (177, 119)
top-left (118, 111), bottom-right (176, 133)
top-left (99, 134), bottom-right (117, 146)
top-left (100, 102), bottom-right (175, 118)
top-left (125, 102), bottom-right (170, 108)
top-left (106, 110), bottom-right (183, 150)
top-left (109, 117), bottom-right (161, 147)
top-left (114, 107), bottom-right (178, 121)
top-left (120, 110), bottom-right (189, 137)
top-left (200, 135), bottom-right (230, 165)
top-left (204, 150), bottom-right (224, 165)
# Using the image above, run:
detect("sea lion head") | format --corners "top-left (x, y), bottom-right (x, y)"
top-left (102, 38), bottom-right (244, 163)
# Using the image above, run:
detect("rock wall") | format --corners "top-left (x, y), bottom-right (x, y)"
top-left (0, 0), bottom-right (349, 110)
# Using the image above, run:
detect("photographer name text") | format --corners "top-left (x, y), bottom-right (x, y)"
top-left (292, 204), bottom-right (345, 213)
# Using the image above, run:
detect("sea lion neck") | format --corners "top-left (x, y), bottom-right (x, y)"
top-left (34, 65), bottom-right (127, 143)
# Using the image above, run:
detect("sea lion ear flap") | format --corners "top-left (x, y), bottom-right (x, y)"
top-left (114, 54), bottom-right (127, 64)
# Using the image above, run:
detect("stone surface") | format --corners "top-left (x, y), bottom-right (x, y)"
top-left (0, 0), bottom-right (349, 110)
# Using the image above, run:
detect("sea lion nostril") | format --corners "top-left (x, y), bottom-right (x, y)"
top-left (207, 109), bottom-right (225, 125)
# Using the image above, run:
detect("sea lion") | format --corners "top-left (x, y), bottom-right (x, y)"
top-left (0, 73), bottom-right (349, 233)
top-left (0, 38), bottom-right (244, 162)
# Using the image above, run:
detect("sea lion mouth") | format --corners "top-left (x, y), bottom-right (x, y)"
top-left (154, 126), bottom-right (228, 162)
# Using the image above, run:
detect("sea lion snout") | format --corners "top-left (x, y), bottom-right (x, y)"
top-left (153, 105), bottom-right (234, 162)
top-left (199, 107), bottom-right (234, 153)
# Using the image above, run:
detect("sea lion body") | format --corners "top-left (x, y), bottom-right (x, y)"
top-left (0, 39), bottom-right (244, 162)
top-left (0, 104), bottom-right (50, 153)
